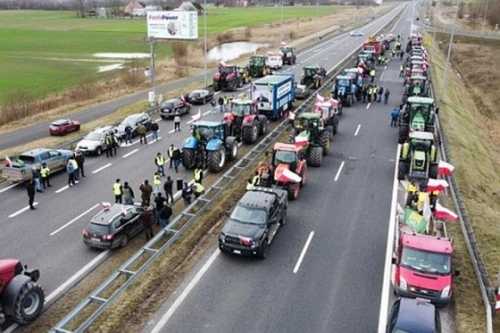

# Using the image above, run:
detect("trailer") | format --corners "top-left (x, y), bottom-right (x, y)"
top-left (253, 74), bottom-right (295, 120)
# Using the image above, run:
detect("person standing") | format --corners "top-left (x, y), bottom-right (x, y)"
top-left (110, 132), bottom-right (118, 156)
top-left (142, 207), bottom-right (154, 240)
top-left (182, 181), bottom-right (192, 206)
top-left (362, 85), bottom-right (368, 103)
top-left (75, 150), bottom-right (85, 178)
top-left (26, 180), bottom-right (36, 210)
top-left (164, 176), bottom-right (174, 204)
top-left (155, 152), bottom-right (165, 177)
top-left (154, 192), bottom-right (166, 225)
top-left (67, 159), bottom-right (76, 187)
top-left (124, 125), bottom-right (133, 145)
top-left (151, 121), bottom-right (159, 142)
top-left (390, 107), bottom-right (400, 127)
top-left (378, 86), bottom-right (384, 103)
top-left (122, 182), bottom-right (135, 205)
top-left (40, 163), bottom-right (51, 189)
top-left (174, 114), bottom-right (181, 132)
top-left (32, 166), bottom-right (43, 192)
top-left (113, 179), bottom-right (123, 204)
top-left (70, 156), bottom-right (79, 183)
top-left (158, 203), bottom-right (172, 229)
top-left (172, 146), bottom-right (181, 173)
top-left (105, 133), bottom-right (114, 158)
top-left (153, 172), bottom-right (162, 195)
top-left (137, 123), bottom-right (147, 144)
top-left (384, 88), bottom-right (390, 104)
top-left (192, 182), bottom-right (205, 198)
top-left (193, 167), bottom-right (203, 185)
top-left (218, 96), bottom-right (225, 113)
top-left (369, 68), bottom-right (375, 83)
top-left (167, 144), bottom-right (175, 169)
top-left (140, 180), bottom-right (153, 207)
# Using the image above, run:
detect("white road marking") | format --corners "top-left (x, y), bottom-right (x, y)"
top-left (122, 148), bottom-right (139, 158)
top-left (168, 129), bottom-right (175, 134)
top-left (154, 118), bottom-right (161, 123)
top-left (8, 202), bottom-right (39, 218)
top-left (187, 118), bottom-right (195, 124)
top-left (0, 183), bottom-right (18, 193)
top-left (354, 124), bottom-right (361, 136)
top-left (334, 161), bottom-right (345, 182)
top-left (203, 110), bottom-right (212, 116)
top-left (92, 162), bottom-right (112, 174)
top-left (366, 103), bottom-right (372, 109)
top-left (293, 231), bottom-right (315, 274)
top-left (50, 203), bottom-right (100, 236)
top-left (151, 249), bottom-right (221, 333)
top-left (148, 137), bottom-right (162, 144)
top-left (55, 185), bottom-right (69, 194)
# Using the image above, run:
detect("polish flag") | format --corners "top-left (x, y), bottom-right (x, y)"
top-left (496, 290), bottom-right (500, 313)
top-left (316, 94), bottom-right (325, 103)
top-left (192, 109), bottom-right (202, 121)
top-left (438, 160), bottom-right (455, 177)
top-left (275, 165), bottom-right (302, 183)
top-left (329, 98), bottom-right (339, 108)
top-left (433, 201), bottom-right (458, 222)
top-left (426, 178), bottom-right (449, 193)
top-left (4, 156), bottom-right (12, 167)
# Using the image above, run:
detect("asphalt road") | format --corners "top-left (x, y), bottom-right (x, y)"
top-left (0, 6), bottom-right (404, 313)
top-left (143, 6), bottom-right (414, 333)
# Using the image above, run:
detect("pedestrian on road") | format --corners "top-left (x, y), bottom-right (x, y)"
top-left (137, 124), bottom-right (147, 144)
top-left (154, 192), bottom-right (167, 225)
top-left (124, 125), bottom-right (133, 145)
top-left (362, 85), bottom-right (368, 103)
top-left (153, 172), bottom-right (162, 195)
top-left (369, 69), bottom-right (376, 83)
top-left (172, 147), bottom-right (181, 173)
top-left (192, 182), bottom-right (205, 199)
top-left (158, 203), bottom-right (172, 229)
top-left (40, 163), bottom-right (51, 189)
top-left (174, 114), bottom-right (181, 132)
top-left (26, 180), bottom-right (36, 210)
top-left (105, 133), bottom-right (114, 157)
top-left (122, 181), bottom-right (135, 205)
top-left (378, 86), bottom-right (384, 103)
top-left (182, 181), bottom-right (192, 207)
top-left (155, 152), bottom-right (166, 177)
top-left (167, 144), bottom-right (175, 169)
top-left (164, 176), bottom-right (174, 204)
top-left (66, 159), bottom-right (76, 187)
top-left (384, 89), bottom-right (390, 104)
top-left (75, 150), bottom-right (85, 178)
top-left (400, 50), bottom-right (404, 61)
top-left (113, 179), bottom-right (123, 203)
top-left (111, 132), bottom-right (119, 156)
top-left (32, 166), bottom-right (43, 192)
top-left (194, 167), bottom-right (203, 185)
top-left (218, 96), bottom-right (225, 113)
top-left (140, 180), bottom-right (153, 207)
top-left (142, 207), bottom-right (154, 240)
top-left (151, 121), bottom-right (159, 142)
top-left (70, 156), bottom-right (79, 182)
top-left (390, 107), bottom-right (400, 127)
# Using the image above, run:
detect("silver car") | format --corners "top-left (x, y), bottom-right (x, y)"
top-left (76, 126), bottom-right (114, 155)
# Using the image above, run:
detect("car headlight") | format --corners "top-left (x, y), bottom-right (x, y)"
top-left (441, 285), bottom-right (451, 298)
top-left (399, 277), bottom-right (408, 291)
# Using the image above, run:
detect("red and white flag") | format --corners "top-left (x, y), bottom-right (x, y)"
top-left (433, 201), bottom-right (458, 222)
top-left (316, 94), bottom-right (325, 103)
top-left (426, 178), bottom-right (449, 193)
top-left (4, 156), bottom-right (12, 167)
top-left (438, 160), bottom-right (455, 177)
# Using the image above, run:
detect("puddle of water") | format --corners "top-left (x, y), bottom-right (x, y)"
top-left (207, 42), bottom-right (268, 62)
top-left (93, 52), bottom-right (150, 59)
top-left (98, 63), bottom-right (124, 73)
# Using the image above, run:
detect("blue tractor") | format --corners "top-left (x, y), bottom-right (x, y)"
top-left (332, 75), bottom-right (357, 107)
top-left (182, 120), bottom-right (239, 173)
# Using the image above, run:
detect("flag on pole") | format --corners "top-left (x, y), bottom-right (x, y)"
top-left (274, 165), bottom-right (302, 183)
top-left (294, 131), bottom-right (309, 147)
top-left (426, 178), bottom-right (449, 193)
top-left (438, 160), bottom-right (455, 177)
top-left (433, 201), bottom-right (458, 222)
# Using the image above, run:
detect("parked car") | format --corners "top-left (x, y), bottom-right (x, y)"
top-left (185, 89), bottom-right (214, 105)
top-left (49, 119), bottom-right (80, 136)
top-left (350, 30), bottom-right (364, 37)
top-left (114, 113), bottom-right (152, 140)
top-left (76, 126), bottom-right (114, 156)
top-left (294, 84), bottom-right (311, 100)
top-left (160, 97), bottom-right (191, 120)
top-left (82, 204), bottom-right (146, 249)
top-left (387, 298), bottom-right (441, 333)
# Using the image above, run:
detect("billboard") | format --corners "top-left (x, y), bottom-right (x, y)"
top-left (147, 11), bottom-right (198, 40)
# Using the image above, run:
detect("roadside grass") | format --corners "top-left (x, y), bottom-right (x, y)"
top-left (425, 35), bottom-right (500, 332)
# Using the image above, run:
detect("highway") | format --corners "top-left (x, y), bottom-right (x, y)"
top-left (144, 5), bottom-right (414, 333)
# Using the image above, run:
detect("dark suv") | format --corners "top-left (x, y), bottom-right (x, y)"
top-left (82, 204), bottom-right (145, 249)
top-left (160, 97), bottom-right (191, 120)
top-left (387, 298), bottom-right (441, 333)
top-left (219, 187), bottom-right (288, 259)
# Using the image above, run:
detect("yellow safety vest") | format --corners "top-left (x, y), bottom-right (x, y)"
top-left (156, 156), bottom-right (165, 166)
top-left (194, 169), bottom-right (202, 182)
top-left (406, 183), bottom-right (417, 193)
top-left (153, 175), bottom-right (161, 186)
top-left (41, 167), bottom-right (50, 178)
top-left (417, 192), bottom-right (427, 211)
top-left (194, 182), bottom-right (204, 194)
top-left (113, 183), bottom-right (122, 195)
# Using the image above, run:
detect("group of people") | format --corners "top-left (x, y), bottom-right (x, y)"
top-left (360, 84), bottom-right (391, 104)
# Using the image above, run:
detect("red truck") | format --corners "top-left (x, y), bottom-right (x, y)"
top-left (363, 36), bottom-right (383, 56)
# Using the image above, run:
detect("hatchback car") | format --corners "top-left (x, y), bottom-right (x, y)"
top-left (76, 126), bottom-right (114, 156)
top-left (387, 298), bottom-right (441, 333)
top-left (185, 89), bottom-right (213, 105)
top-left (82, 204), bottom-right (145, 249)
top-left (114, 113), bottom-right (152, 140)
top-left (49, 119), bottom-right (80, 136)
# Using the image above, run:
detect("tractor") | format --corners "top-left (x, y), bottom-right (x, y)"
top-left (405, 75), bottom-right (429, 97)
top-left (0, 259), bottom-right (44, 325)
top-left (272, 142), bottom-right (307, 200)
top-left (292, 112), bottom-right (332, 167)
top-left (279, 46), bottom-right (297, 65)
top-left (248, 55), bottom-right (271, 78)
top-left (213, 63), bottom-right (242, 92)
top-left (399, 96), bottom-right (436, 143)
top-left (224, 99), bottom-right (269, 144)
top-left (332, 75), bottom-right (357, 107)
top-left (300, 65), bottom-right (326, 89)
top-left (182, 120), bottom-right (238, 173)
top-left (398, 131), bottom-right (438, 182)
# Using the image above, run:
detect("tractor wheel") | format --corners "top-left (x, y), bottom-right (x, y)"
top-left (429, 163), bottom-right (439, 179)
top-left (307, 146), bottom-right (323, 167)
top-left (12, 282), bottom-right (45, 325)
top-left (259, 119), bottom-right (269, 136)
top-left (226, 137), bottom-right (238, 161)
top-left (182, 149), bottom-right (196, 170)
top-left (320, 131), bottom-right (331, 155)
top-left (398, 161), bottom-right (409, 180)
top-left (207, 148), bottom-right (226, 173)
top-left (242, 124), bottom-right (258, 144)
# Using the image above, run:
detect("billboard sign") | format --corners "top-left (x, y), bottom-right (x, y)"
top-left (147, 11), bottom-right (198, 40)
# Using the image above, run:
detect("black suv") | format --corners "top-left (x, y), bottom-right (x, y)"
top-left (82, 204), bottom-right (145, 249)
top-left (160, 97), bottom-right (191, 120)
top-left (219, 187), bottom-right (288, 259)
top-left (114, 112), bottom-right (153, 140)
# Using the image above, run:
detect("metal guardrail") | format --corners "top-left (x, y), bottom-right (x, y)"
top-left (50, 9), bottom-right (404, 333)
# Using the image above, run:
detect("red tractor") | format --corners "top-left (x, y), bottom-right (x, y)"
top-left (0, 259), bottom-right (44, 325)
top-left (213, 62), bottom-right (242, 92)
top-left (363, 36), bottom-right (383, 57)
top-left (272, 142), bottom-right (307, 200)
top-left (224, 99), bottom-right (269, 144)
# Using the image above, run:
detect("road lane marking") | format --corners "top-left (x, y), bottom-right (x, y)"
top-left (354, 124), bottom-right (361, 136)
top-left (0, 183), bottom-right (18, 193)
top-left (366, 103), bottom-right (372, 109)
top-left (187, 118), bottom-right (195, 124)
top-left (203, 110), bottom-right (212, 116)
top-left (293, 231), bottom-right (315, 274)
top-left (154, 118), bottom-right (161, 123)
top-left (148, 137), bottom-right (162, 144)
top-left (55, 185), bottom-right (69, 194)
top-left (168, 129), bottom-right (175, 133)
top-left (122, 148), bottom-right (139, 158)
top-left (92, 162), bottom-right (112, 174)
top-left (334, 161), bottom-right (345, 182)
top-left (8, 202), bottom-right (39, 218)
top-left (50, 203), bottom-right (100, 236)
top-left (151, 249), bottom-right (220, 333)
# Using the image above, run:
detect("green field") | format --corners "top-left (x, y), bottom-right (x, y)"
top-left (0, 6), bottom-right (340, 103)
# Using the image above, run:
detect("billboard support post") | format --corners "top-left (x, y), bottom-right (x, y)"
top-left (149, 38), bottom-right (156, 106)
top-left (204, 0), bottom-right (208, 88)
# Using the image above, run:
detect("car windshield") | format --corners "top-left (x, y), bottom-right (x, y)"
top-left (275, 150), bottom-right (297, 164)
top-left (401, 247), bottom-right (451, 275)
top-left (194, 126), bottom-right (215, 140)
top-left (393, 330), bottom-right (412, 333)
top-left (85, 132), bottom-right (103, 141)
top-left (304, 68), bottom-right (317, 76)
top-left (189, 91), bottom-right (201, 98)
top-left (162, 102), bottom-right (175, 109)
top-left (88, 223), bottom-right (111, 235)
top-left (16, 155), bottom-right (35, 164)
top-left (232, 103), bottom-right (251, 116)
top-left (231, 205), bottom-right (267, 225)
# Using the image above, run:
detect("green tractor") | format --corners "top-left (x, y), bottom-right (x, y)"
top-left (405, 75), bottom-right (429, 97)
top-left (292, 112), bottom-right (332, 167)
top-left (398, 131), bottom-right (438, 181)
top-left (300, 65), bottom-right (326, 89)
top-left (398, 96), bottom-right (435, 143)
top-left (248, 55), bottom-right (271, 78)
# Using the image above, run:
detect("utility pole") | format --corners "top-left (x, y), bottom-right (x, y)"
top-left (149, 38), bottom-right (156, 107)
top-left (442, 0), bottom-right (458, 96)
top-left (281, 0), bottom-right (284, 43)
top-left (204, 0), bottom-right (208, 88)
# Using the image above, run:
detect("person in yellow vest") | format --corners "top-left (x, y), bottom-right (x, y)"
top-left (429, 190), bottom-right (440, 211)
top-left (417, 191), bottom-right (427, 214)
top-left (246, 177), bottom-right (255, 190)
top-left (194, 168), bottom-right (203, 185)
top-left (155, 152), bottom-right (165, 177)
top-left (192, 181), bottom-right (205, 198)
top-left (153, 172), bottom-right (162, 196)
top-left (369, 68), bottom-right (376, 83)
top-left (113, 179), bottom-right (123, 204)
top-left (40, 163), bottom-right (51, 189)
top-left (405, 181), bottom-right (418, 207)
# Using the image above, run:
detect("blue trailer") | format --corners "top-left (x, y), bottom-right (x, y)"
top-left (253, 74), bottom-right (295, 120)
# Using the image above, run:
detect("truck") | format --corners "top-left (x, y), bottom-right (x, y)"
top-left (332, 75), bottom-right (357, 107)
top-left (253, 74), bottom-right (295, 120)
top-left (363, 36), bottom-right (383, 56)
top-left (1, 148), bottom-right (73, 183)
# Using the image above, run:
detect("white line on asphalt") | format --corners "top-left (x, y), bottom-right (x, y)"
top-left (148, 136), bottom-right (162, 144)
top-left (92, 162), bottom-right (112, 174)
top-left (0, 183), bottom-right (18, 194)
top-left (168, 129), bottom-right (175, 134)
top-left (50, 203), bottom-right (100, 236)
top-left (8, 202), bottom-right (39, 218)
top-left (203, 110), bottom-right (212, 116)
top-left (293, 231), bottom-right (315, 274)
top-left (122, 148), bottom-right (139, 158)
top-left (354, 124), bottom-right (361, 136)
top-left (377, 144), bottom-right (401, 333)
top-left (55, 185), bottom-right (69, 194)
top-left (154, 118), bottom-right (161, 123)
top-left (151, 249), bottom-right (221, 333)
top-left (334, 161), bottom-right (345, 182)
top-left (366, 103), bottom-right (372, 109)
top-left (187, 118), bottom-right (195, 124)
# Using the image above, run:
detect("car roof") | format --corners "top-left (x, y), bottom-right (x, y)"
top-left (411, 75), bottom-right (427, 80)
top-left (408, 96), bottom-right (434, 104)
top-left (190, 89), bottom-right (207, 94)
top-left (126, 113), bottom-right (145, 120)
top-left (93, 125), bottom-right (114, 133)
top-left (90, 204), bottom-right (135, 225)
top-left (304, 65), bottom-right (321, 69)
top-left (402, 232), bottom-right (453, 254)
top-left (409, 131), bottom-right (434, 141)
top-left (239, 189), bottom-right (277, 210)
top-left (52, 119), bottom-right (70, 125)
top-left (163, 98), bottom-right (179, 103)
top-left (193, 120), bottom-right (223, 127)
top-left (395, 298), bottom-right (436, 332)
top-left (22, 148), bottom-right (51, 156)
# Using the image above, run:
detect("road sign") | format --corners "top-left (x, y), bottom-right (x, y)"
top-left (147, 11), bottom-right (198, 40)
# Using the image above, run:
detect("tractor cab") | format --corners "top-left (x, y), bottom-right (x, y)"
top-left (225, 99), bottom-right (255, 135)
top-left (272, 142), bottom-right (307, 199)
top-left (248, 55), bottom-right (269, 78)
top-left (213, 63), bottom-right (241, 91)
top-left (407, 132), bottom-right (436, 177)
top-left (279, 46), bottom-right (296, 65)
top-left (408, 75), bottom-right (428, 97)
top-left (301, 65), bottom-right (326, 89)
top-left (192, 121), bottom-right (227, 144)
top-left (272, 143), bottom-right (303, 172)
top-left (398, 97), bottom-right (435, 143)
top-left (332, 75), bottom-right (357, 106)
